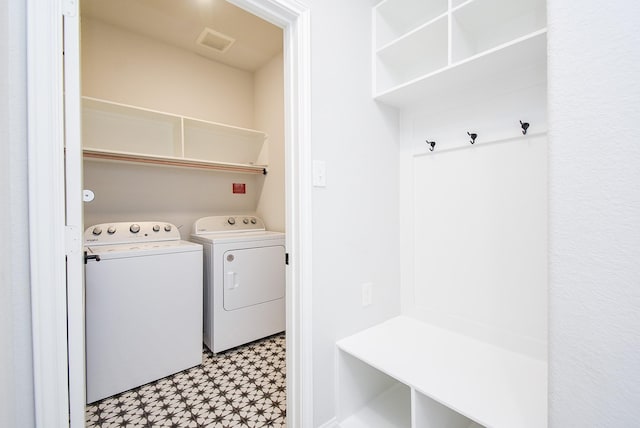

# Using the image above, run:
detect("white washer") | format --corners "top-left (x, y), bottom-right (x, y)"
top-left (191, 215), bottom-right (285, 354)
top-left (84, 221), bottom-right (202, 403)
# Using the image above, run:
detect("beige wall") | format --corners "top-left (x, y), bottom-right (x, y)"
top-left (254, 52), bottom-right (285, 232)
top-left (81, 18), bottom-right (254, 128)
top-left (83, 161), bottom-right (262, 239)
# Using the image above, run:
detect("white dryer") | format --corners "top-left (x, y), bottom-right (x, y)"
top-left (84, 221), bottom-right (202, 403)
top-left (191, 215), bottom-right (285, 354)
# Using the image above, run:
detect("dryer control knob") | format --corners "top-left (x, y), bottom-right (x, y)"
top-left (227, 217), bottom-right (236, 225)
top-left (250, 218), bottom-right (257, 224)
top-left (129, 224), bottom-right (140, 233)
top-left (152, 225), bottom-right (160, 232)
top-left (243, 218), bottom-right (249, 224)
top-left (107, 226), bottom-right (116, 235)
top-left (164, 224), bottom-right (172, 232)
top-left (92, 227), bottom-right (102, 236)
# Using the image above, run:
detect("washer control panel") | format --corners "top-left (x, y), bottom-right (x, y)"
top-left (193, 215), bottom-right (265, 234)
top-left (84, 221), bottom-right (180, 245)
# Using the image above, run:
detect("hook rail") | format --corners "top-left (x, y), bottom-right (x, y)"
top-left (425, 120), bottom-right (533, 153)
top-left (419, 130), bottom-right (545, 157)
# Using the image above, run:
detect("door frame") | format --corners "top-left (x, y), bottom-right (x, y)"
top-left (26, 0), bottom-right (313, 426)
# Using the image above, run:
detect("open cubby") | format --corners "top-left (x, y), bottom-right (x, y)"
top-left (413, 391), bottom-right (480, 428)
top-left (375, 0), bottom-right (448, 48)
top-left (337, 351), bottom-right (411, 428)
top-left (451, 0), bottom-right (546, 63)
top-left (375, 15), bottom-right (448, 94)
top-left (336, 316), bottom-right (547, 428)
top-left (372, 0), bottom-right (547, 107)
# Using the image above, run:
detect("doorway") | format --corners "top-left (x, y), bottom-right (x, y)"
top-left (26, 0), bottom-right (312, 426)
top-left (80, 0), bottom-right (286, 425)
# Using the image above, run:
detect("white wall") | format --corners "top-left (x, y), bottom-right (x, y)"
top-left (254, 52), bottom-right (285, 232)
top-left (0, 0), bottom-right (35, 426)
top-left (306, 0), bottom-right (401, 425)
top-left (548, 1), bottom-right (640, 426)
top-left (398, 83), bottom-right (548, 360)
top-left (82, 18), bottom-right (254, 128)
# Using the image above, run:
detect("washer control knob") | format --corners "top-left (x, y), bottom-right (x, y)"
top-left (107, 226), bottom-right (116, 235)
top-left (152, 224), bottom-right (160, 232)
top-left (227, 217), bottom-right (236, 225)
top-left (92, 227), bottom-right (102, 236)
top-left (164, 224), bottom-right (172, 232)
top-left (129, 224), bottom-right (140, 233)
top-left (243, 218), bottom-right (249, 224)
top-left (250, 218), bottom-right (257, 224)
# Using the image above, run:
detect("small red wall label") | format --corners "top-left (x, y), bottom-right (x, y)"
top-left (233, 183), bottom-right (246, 194)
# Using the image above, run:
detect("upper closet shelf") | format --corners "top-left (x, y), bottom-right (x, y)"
top-left (83, 149), bottom-right (267, 175)
top-left (373, 0), bottom-right (547, 109)
top-left (81, 97), bottom-right (268, 174)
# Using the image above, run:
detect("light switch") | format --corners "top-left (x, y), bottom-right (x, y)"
top-left (312, 160), bottom-right (326, 187)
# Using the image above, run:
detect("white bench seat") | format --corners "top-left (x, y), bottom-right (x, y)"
top-left (336, 316), bottom-right (547, 428)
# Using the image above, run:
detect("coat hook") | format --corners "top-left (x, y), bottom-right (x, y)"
top-left (426, 140), bottom-right (436, 152)
top-left (467, 132), bottom-right (477, 145)
top-left (520, 120), bottom-right (530, 135)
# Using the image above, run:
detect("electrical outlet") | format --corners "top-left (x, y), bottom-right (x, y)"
top-left (362, 282), bottom-right (372, 307)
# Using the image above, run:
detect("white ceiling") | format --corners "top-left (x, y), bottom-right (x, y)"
top-left (81, 0), bottom-right (283, 72)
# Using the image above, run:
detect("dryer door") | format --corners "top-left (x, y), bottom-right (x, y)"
top-left (223, 245), bottom-right (285, 311)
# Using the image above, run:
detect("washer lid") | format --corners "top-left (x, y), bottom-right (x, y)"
top-left (85, 240), bottom-right (202, 260)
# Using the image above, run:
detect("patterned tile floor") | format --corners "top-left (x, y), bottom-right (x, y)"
top-left (86, 333), bottom-right (286, 427)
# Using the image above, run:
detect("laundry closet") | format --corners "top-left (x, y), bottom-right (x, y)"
top-left (80, 0), bottom-right (285, 236)
top-left (79, 0), bottom-right (287, 422)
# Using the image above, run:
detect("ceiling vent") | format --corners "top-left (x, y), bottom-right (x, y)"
top-left (196, 27), bottom-right (235, 54)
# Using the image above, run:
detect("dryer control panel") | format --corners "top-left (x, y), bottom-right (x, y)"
top-left (84, 221), bottom-right (181, 245)
top-left (193, 215), bottom-right (266, 235)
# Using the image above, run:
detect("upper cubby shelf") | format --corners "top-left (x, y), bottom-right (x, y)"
top-left (373, 0), bottom-right (547, 109)
top-left (81, 97), bottom-right (268, 174)
top-left (375, 0), bottom-right (448, 48)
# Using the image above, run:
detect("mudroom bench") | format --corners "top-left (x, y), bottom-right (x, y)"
top-left (336, 316), bottom-right (547, 428)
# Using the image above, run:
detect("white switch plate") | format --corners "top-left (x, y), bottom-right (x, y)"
top-left (362, 282), bottom-right (372, 307)
top-left (312, 160), bottom-right (326, 187)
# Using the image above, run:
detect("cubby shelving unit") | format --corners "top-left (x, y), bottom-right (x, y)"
top-left (373, 0), bottom-right (547, 108)
top-left (81, 97), bottom-right (268, 174)
top-left (337, 3), bottom-right (549, 424)
top-left (337, 317), bottom-right (547, 428)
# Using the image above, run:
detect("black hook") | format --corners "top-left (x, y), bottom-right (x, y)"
top-left (426, 140), bottom-right (436, 152)
top-left (467, 132), bottom-right (477, 145)
top-left (520, 120), bottom-right (530, 135)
